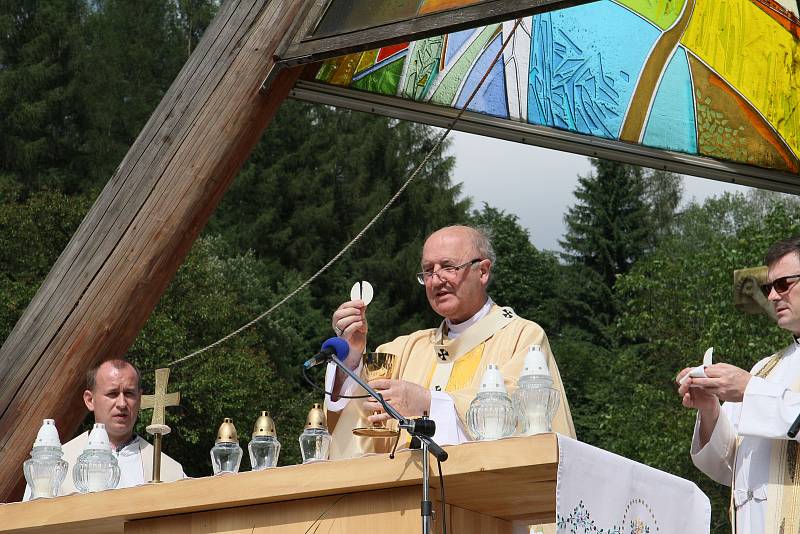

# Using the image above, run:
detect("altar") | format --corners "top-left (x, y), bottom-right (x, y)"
top-left (0, 434), bottom-right (709, 534)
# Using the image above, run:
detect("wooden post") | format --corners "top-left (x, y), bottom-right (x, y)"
top-left (0, 0), bottom-right (305, 501)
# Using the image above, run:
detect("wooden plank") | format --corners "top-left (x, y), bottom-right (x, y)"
top-left (0, 0), bottom-right (306, 502)
top-left (124, 487), bottom-right (512, 534)
top-left (0, 435), bottom-right (556, 534)
top-left (277, 0), bottom-right (595, 67)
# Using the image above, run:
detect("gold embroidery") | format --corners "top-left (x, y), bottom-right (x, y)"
top-left (744, 346), bottom-right (800, 533)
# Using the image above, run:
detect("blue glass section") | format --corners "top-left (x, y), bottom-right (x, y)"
top-left (445, 28), bottom-right (476, 66)
top-left (455, 34), bottom-right (509, 118)
top-left (528, 0), bottom-right (659, 138)
top-left (643, 46), bottom-right (697, 154)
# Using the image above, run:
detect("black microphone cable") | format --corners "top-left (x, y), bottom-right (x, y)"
top-left (301, 364), bottom-right (370, 399)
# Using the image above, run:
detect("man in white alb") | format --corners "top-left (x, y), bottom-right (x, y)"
top-left (23, 359), bottom-right (184, 499)
top-left (678, 236), bottom-right (800, 533)
top-left (325, 225), bottom-right (575, 459)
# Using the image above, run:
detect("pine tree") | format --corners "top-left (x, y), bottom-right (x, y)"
top-left (0, 0), bottom-right (86, 194)
top-left (559, 159), bottom-right (654, 339)
top-left (208, 101), bottom-right (472, 342)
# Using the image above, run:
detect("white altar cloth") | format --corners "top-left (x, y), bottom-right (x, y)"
top-left (556, 435), bottom-right (711, 533)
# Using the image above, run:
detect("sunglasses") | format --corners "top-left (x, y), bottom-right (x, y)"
top-left (761, 274), bottom-right (800, 296)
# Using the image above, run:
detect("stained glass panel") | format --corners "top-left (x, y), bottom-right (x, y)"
top-left (307, 0), bottom-right (800, 179)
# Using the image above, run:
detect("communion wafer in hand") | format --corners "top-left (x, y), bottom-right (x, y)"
top-left (350, 281), bottom-right (374, 306)
top-left (679, 347), bottom-right (714, 385)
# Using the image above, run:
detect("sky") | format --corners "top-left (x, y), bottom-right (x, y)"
top-left (447, 130), bottom-right (754, 252)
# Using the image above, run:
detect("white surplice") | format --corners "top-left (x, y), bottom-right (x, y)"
top-left (692, 340), bottom-right (800, 533)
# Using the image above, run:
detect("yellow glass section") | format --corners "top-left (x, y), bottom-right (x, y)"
top-left (616, 0), bottom-right (686, 30)
top-left (681, 0), bottom-right (800, 159)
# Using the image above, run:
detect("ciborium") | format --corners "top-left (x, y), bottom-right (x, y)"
top-left (353, 352), bottom-right (400, 438)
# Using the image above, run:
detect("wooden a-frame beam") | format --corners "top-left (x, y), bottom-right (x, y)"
top-left (0, 0), bottom-right (305, 501)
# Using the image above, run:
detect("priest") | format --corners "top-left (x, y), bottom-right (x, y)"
top-left (325, 225), bottom-right (575, 458)
top-left (678, 235), bottom-right (800, 534)
top-left (23, 359), bottom-right (185, 499)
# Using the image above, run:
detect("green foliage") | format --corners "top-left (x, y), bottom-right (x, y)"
top-left (128, 236), bottom-right (319, 472)
top-left (469, 204), bottom-right (562, 335)
top-left (0, 191), bottom-right (91, 341)
top-left (604, 193), bottom-right (800, 533)
top-left (559, 159), bottom-right (655, 343)
top-left (0, 0), bottom-right (86, 193)
top-left (0, 0), bottom-right (211, 196)
top-left (3, 4), bottom-right (800, 533)
top-left (209, 101), bottom-right (472, 343)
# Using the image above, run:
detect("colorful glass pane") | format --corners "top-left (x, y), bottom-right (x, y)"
top-left (312, 0), bottom-right (800, 174)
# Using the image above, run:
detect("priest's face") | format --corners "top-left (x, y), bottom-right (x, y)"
top-left (421, 227), bottom-right (490, 324)
top-left (83, 361), bottom-right (141, 446)
top-left (767, 252), bottom-right (800, 336)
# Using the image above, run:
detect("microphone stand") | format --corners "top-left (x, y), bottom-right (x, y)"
top-left (327, 355), bottom-right (447, 534)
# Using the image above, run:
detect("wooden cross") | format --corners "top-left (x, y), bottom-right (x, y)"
top-left (140, 368), bottom-right (180, 430)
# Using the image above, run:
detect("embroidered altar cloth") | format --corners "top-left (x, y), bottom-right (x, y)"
top-left (556, 435), bottom-right (711, 533)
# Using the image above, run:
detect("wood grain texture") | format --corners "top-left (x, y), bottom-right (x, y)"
top-left (0, 435), bottom-right (557, 533)
top-left (281, 0), bottom-right (594, 65)
top-left (124, 487), bottom-right (512, 534)
top-left (0, 0), bottom-right (305, 501)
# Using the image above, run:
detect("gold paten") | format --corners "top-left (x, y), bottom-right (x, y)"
top-left (252, 411), bottom-right (277, 438)
top-left (216, 418), bottom-right (239, 443)
top-left (305, 404), bottom-right (328, 430)
top-left (353, 352), bottom-right (400, 438)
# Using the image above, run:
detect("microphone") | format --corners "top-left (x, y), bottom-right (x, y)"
top-left (303, 337), bottom-right (350, 369)
top-left (788, 411), bottom-right (800, 438)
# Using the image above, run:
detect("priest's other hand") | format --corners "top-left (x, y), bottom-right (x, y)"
top-left (688, 363), bottom-right (752, 403)
top-left (677, 367), bottom-right (720, 413)
top-left (364, 379), bottom-right (432, 423)
top-left (332, 299), bottom-right (368, 368)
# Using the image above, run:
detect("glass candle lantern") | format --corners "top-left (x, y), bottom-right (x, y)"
top-left (512, 345), bottom-right (561, 435)
top-left (23, 419), bottom-right (68, 499)
top-left (299, 403), bottom-right (331, 463)
top-left (248, 411), bottom-right (281, 470)
top-left (73, 423), bottom-right (120, 493)
top-left (466, 364), bottom-right (515, 440)
top-left (211, 418), bottom-right (243, 474)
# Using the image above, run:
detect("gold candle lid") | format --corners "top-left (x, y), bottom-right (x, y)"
top-left (216, 417), bottom-right (239, 443)
top-left (252, 411), bottom-right (277, 438)
top-left (305, 403), bottom-right (327, 430)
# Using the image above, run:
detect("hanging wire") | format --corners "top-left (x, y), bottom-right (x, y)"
top-left (162, 19), bottom-right (523, 369)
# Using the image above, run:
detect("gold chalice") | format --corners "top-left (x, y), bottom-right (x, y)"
top-left (353, 352), bottom-right (400, 438)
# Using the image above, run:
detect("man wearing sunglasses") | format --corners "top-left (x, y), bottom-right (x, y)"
top-left (678, 236), bottom-right (800, 534)
top-left (325, 225), bottom-right (575, 459)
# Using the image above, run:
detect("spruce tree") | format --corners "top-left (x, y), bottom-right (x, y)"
top-left (0, 0), bottom-right (85, 194)
top-left (559, 159), bottom-right (654, 339)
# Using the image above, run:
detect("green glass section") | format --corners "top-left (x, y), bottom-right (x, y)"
top-left (616, 0), bottom-right (686, 30)
top-left (401, 36), bottom-right (445, 101)
top-left (351, 58), bottom-right (405, 95)
top-left (429, 25), bottom-right (499, 105)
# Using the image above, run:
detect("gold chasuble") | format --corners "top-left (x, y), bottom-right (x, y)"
top-left (327, 305), bottom-right (575, 459)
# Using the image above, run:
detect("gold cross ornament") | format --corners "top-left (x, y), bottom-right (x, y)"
top-left (140, 368), bottom-right (180, 434)
top-left (140, 367), bottom-right (180, 483)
